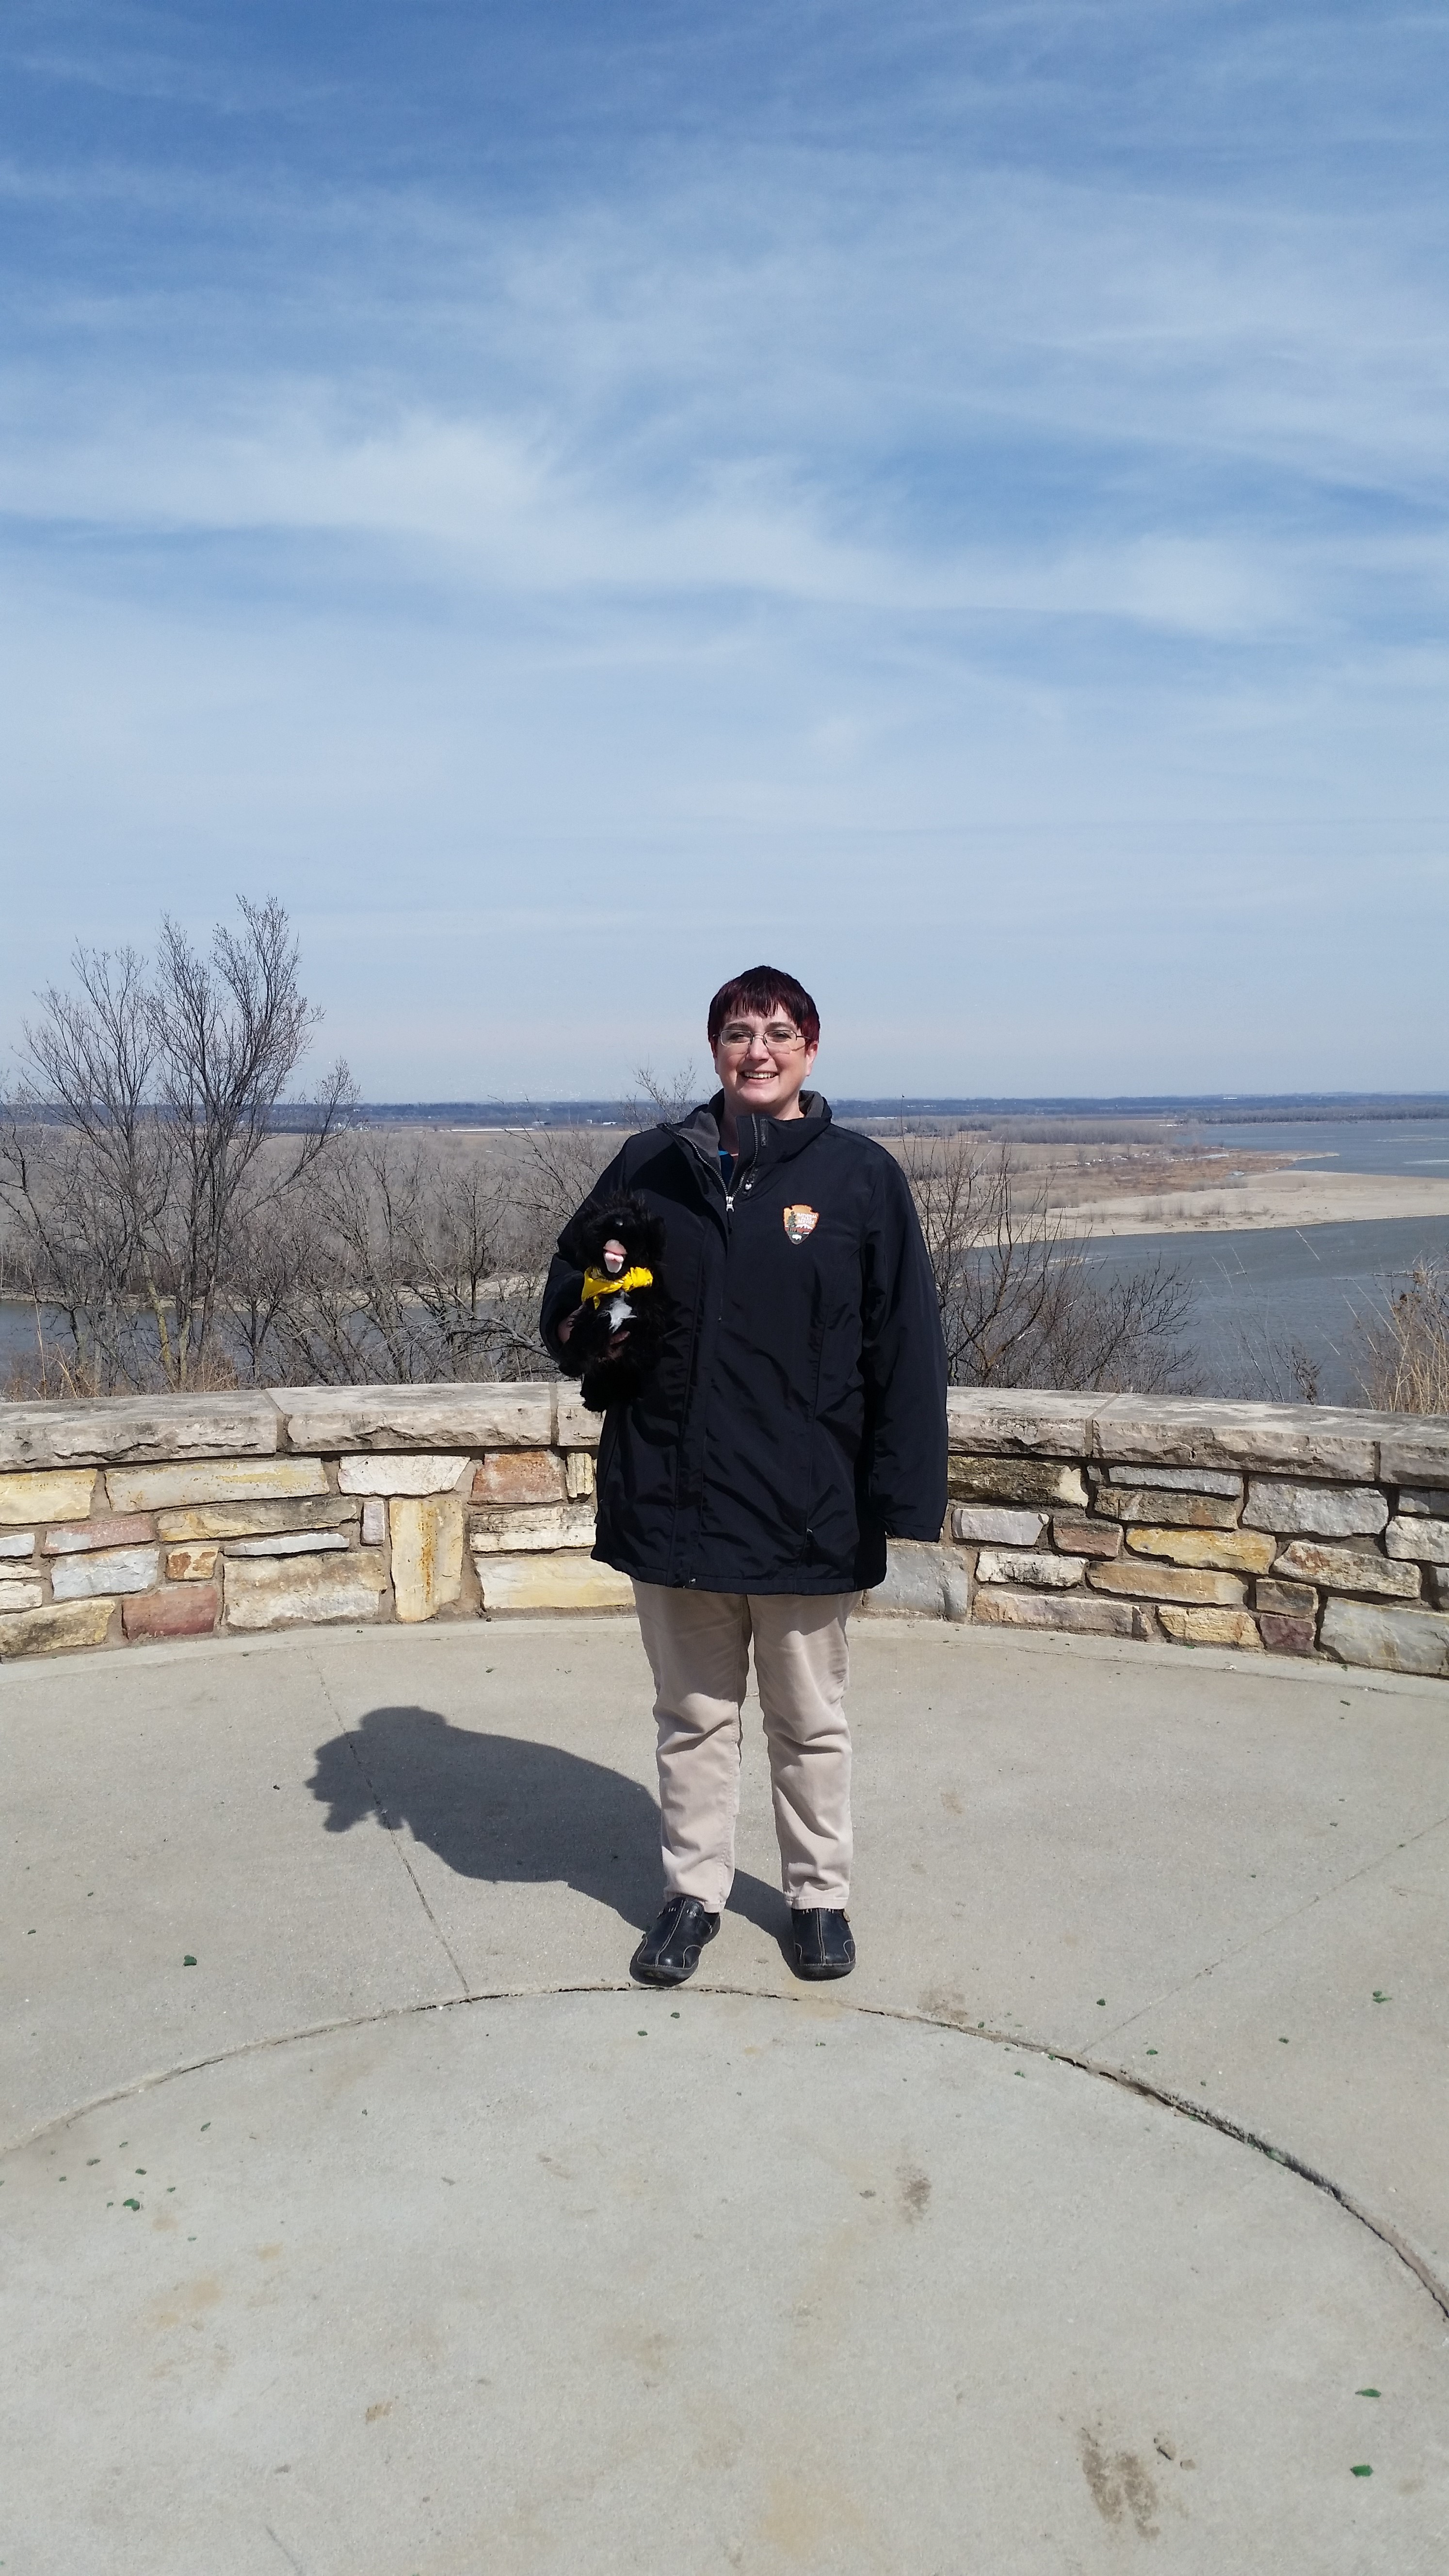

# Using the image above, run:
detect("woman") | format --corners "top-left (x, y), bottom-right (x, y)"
top-left (543, 965), bottom-right (947, 1987)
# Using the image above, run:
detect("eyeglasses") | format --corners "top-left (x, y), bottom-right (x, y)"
top-left (716, 1023), bottom-right (807, 1055)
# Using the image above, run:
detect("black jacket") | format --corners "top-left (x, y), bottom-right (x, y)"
top-left (540, 1094), bottom-right (948, 1594)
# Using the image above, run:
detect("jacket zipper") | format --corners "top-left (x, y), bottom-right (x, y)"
top-left (722, 1118), bottom-right (760, 1224)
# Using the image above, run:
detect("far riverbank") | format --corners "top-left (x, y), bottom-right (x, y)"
top-left (5, 1208), bottom-right (1444, 1407)
top-left (1062, 1115), bottom-right (1449, 1237)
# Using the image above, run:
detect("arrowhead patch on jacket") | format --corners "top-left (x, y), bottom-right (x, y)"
top-left (782, 1205), bottom-right (819, 1243)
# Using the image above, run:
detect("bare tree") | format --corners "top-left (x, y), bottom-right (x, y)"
top-left (631, 1062), bottom-right (705, 1121)
top-left (256, 1134), bottom-right (566, 1386)
top-left (515, 1123), bottom-right (619, 1249)
top-left (1, 898), bottom-right (353, 1391)
top-left (219, 1188), bottom-right (322, 1388)
top-left (898, 1128), bottom-right (1195, 1393)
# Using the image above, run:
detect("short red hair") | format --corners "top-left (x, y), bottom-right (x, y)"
top-left (707, 966), bottom-right (820, 1051)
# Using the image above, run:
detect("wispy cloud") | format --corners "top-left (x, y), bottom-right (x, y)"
top-left (2, 2), bottom-right (1446, 1092)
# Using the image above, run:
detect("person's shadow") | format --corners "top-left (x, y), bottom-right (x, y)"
top-left (307, 1705), bottom-right (784, 1938)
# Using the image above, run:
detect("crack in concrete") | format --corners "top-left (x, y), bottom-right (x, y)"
top-left (307, 1646), bottom-right (470, 2000)
top-left (1096, 1802), bottom-right (1449, 2048)
top-left (8, 1978), bottom-right (1446, 2327)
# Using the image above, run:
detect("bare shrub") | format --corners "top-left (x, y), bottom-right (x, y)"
top-left (1354, 1260), bottom-right (1449, 1415)
top-left (898, 1130), bottom-right (1195, 1393)
top-left (249, 1135), bottom-right (543, 1385)
top-left (234, 1112), bottom-right (627, 1386)
top-left (1227, 1322), bottom-right (1328, 1406)
top-left (1, 899), bottom-right (352, 1392)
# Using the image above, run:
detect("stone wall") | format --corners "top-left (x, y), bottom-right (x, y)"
top-left (1, 1384), bottom-right (1447, 1681)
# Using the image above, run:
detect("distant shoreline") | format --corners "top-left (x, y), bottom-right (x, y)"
top-left (1057, 1171), bottom-right (1449, 1239)
top-left (283, 1093), bottom-right (1449, 1131)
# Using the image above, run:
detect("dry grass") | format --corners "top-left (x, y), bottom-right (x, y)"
top-left (1355, 1261), bottom-right (1449, 1415)
top-left (3, 1331), bottom-right (240, 1403)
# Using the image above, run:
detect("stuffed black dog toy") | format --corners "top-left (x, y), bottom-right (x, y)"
top-left (557, 1193), bottom-right (668, 1412)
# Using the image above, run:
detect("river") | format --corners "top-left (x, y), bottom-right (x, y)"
top-left (3, 1118), bottom-right (1446, 1404)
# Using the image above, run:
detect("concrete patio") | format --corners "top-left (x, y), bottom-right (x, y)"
top-left (4, 1613), bottom-right (1448, 2571)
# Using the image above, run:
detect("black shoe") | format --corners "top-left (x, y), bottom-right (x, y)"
top-left (630, 1895), bottom-right (721, 1987)
top-left (788, 1908), bottom-right (855, 1980)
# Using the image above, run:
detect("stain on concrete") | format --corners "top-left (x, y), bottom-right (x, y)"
top-left (917, 1985), bottom-right (973, 2028)
top-left (898, 2164), bottom-right (932, 2223)
top-left (147, 2275), bottom-right (224, 2334)
top-left (1079, 2427), bottom-right (1160, 2538)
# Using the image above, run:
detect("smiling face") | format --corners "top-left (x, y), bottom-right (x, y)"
top-left (711, 1007), bottom-right (819, 1127)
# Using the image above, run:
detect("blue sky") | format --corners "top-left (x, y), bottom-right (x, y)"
top-left (3, 1), bottom-right (1446, 1099)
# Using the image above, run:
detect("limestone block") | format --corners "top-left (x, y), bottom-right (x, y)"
top-left (1395, 1486), bottom-right (1449, 1517)
top-left (472, 1451), bottom-right (568, 1506)
top-left (975, 1549), bottom-right (1085, 1590)
top-left (469, 1502), bottom-right (598, 1554)
top-left (1385, 1514), bottom-right (1449, 1564)
top-left (0, 1469), bottom-right (97, 1526)
top-left (107, 1458), bottom-right (328, 1512)
top-left (1270, 1541), bottom-right (1419, 1601)
top-left (947, 1456), bottom-right (1087, 1510)
top-left (165, 1543), bottom-right (220, 1582)
top-left (390, 1494), bottom-right (465, 1623)
top-left (1125, 1527), bottom-right (1276, 1575)
top-left (360, 1498), bottom-right (386, 1546)
top-left (554, 1385), bottom-right (605, 1449)
top-left (223, 1551), bottom-right (387, 1632)
top-left (1093, 1489), bottom-right (1239, 1530)
top-left (858, 1541), bottom-right (971, 1621)
top-left (1088, 1562), bottom-right (1246, 1607)
top-left (274, 1384), bottom-right (552, 1452)
top-left (1260, 1612), bottom-right (1317, 1657)
top-left (1050, 1518), bottom-right (1123, 1560)
top-left (972, 1589), bottom-right (1148, 1639)
top-left (226, 1530), bottom-right (351, 1559)
top-left (0, 1580), bottom-right (43, 1612)
top-left (336, 1453), bottom-right (471, 1497)
top-left (155, 1497), bottom-right (357, 1542)
top-left (1158, 1608), bottom-right (1263, 1651)
top-left (124, 1584), bottom-right (221, 1641)
top-left (950, 1505), bottom-right (1046, 1546)
top-left (1091, 1397), bottom-right (1377, 1480)
top-left (565, 1452), bottom-right (596, 1500)
top-left (1320, 1599), bottom-right (1449, 1678)
top-left (0, 1531), bottom-right (35, 1559)
top-left (1430, 1568), bottom-right (1449, 1611)
top-left (1242, 1481), bottom-right (1388, 1537)
top-left (50, 1545), bottom-right (160, 1600)
top-left (1256, 1578), bottom-right (1317, 1616)
top-left (945, 1390), bottom-right (1093, 1457)
top-left (0, 1390), bottom-right (280, 1471)
top-left (44, 1512), bottom-right (155, 1555)
top-left (0, 1598), bottom-right (114, 1657)
top-left (1379, 1431), bottom-right (1449, 1489)
top-left (477, 1553), bottom-right (634, 1613)
top-left (1104, 1465), bottom-right (1242, 1498)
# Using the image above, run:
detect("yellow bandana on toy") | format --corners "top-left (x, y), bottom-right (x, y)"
top-left (580, 1264), bottom-right (654, 1305)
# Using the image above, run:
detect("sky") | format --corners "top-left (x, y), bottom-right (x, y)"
top-left (2, 0), bottom-right (1447, 1101)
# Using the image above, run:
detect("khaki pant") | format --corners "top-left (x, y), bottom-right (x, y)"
top-left (632, 1581), bottom-right (855, 1914)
